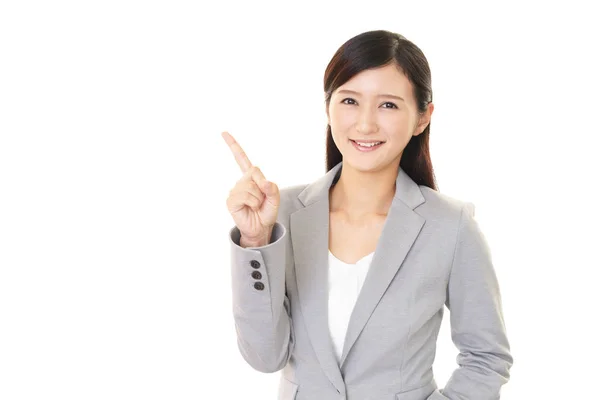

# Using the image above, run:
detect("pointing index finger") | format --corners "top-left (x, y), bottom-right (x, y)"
top-left (221, 131), bottom-right (252, 173)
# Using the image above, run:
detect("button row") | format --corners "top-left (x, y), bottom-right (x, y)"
top-left (250, 260), bottom-right (264, 290)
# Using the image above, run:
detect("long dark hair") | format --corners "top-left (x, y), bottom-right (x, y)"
top-left (324, 30), bottom-right (437, 191)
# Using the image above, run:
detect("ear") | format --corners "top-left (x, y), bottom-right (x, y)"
top-left (413, 102), bottom-right (434, 136)
top-left (325, 103), bottom-right (331, 125)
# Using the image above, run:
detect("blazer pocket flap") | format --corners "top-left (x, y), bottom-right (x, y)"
top-left (278, 377), bottom-right (299, 400)
top-left (395, 380), bottom-right (436, 399)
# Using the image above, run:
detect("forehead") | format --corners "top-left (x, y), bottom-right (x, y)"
top-left (336, 63), bottom-right (412, 97)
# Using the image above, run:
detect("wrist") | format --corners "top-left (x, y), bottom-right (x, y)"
top-left (240, 226), bottom-right (273, 248)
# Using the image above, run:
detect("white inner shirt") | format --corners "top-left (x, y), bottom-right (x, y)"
top-left (327, 249), bottom-right (375, 364)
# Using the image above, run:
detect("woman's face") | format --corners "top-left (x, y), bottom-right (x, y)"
top-left (327, 63), bottom-right (433, 173)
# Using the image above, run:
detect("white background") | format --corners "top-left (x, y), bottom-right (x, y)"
top-left (1, 1), bottom-right (599, 399)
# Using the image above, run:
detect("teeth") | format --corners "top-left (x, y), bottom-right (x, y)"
top-left (354, 141), bottom-right (382, 147)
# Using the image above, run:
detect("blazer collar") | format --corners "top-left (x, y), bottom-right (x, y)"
top-left (297, 161), bottom-right (426, 209)
top-left (290, 161), bottom-right (427, 394)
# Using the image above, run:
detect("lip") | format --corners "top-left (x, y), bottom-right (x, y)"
top-left (350, 139), bottom-right (385, 152)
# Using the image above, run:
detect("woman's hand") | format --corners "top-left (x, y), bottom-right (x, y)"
top-left (222, 131), bottom-right (280, 247)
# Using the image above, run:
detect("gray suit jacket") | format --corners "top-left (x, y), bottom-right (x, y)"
top-left (229, 162), bottom-right (512, 400)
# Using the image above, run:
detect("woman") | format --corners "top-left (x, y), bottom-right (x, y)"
top-left (223, 30), bottom-right (512, 400)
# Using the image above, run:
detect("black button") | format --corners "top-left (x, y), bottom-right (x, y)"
top-left (251, 271), bottom-right (262, 280)
top-left (250, 260), bottom-right (260, 269)
top-left (254, 282), bottom-right (264, 290)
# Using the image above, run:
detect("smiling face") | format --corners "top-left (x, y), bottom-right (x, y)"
top-left (327, 62), bottom-right (433, 174)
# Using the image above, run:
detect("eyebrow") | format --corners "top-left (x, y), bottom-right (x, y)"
top-left (336, 89), bottom-right (405, 102)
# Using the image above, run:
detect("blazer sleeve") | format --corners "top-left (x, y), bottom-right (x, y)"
top-left (427, 202), bottom-right (513, 400)
top-left (229, 222), bottom-right (294, 373)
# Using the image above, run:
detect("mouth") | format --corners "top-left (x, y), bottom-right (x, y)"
top-left (350, 139), bottom-right (385, 152)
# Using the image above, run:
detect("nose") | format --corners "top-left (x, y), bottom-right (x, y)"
top-left (356, 107), bottom-right (378, 135)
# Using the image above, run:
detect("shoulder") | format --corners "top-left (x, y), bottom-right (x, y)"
top-left (416, 185), bottom-right (476, 224)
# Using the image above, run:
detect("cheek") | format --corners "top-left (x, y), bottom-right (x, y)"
top-left (384, 112), bottom-right (412, 133)
top-left (332, 119), bottom-right (356, 138)
top-left (329, 106), bottom-right (354, 126)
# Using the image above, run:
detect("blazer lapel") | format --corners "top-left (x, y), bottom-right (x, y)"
top-left (291, 164), bottom-right (345, 392)
top-left (339, 183), bottom-right (425, 367)
top-left (291, 161), bottom-right (426, 388)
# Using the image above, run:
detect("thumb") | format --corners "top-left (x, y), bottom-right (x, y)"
top-left (262, 181), bottom-right (278, 198)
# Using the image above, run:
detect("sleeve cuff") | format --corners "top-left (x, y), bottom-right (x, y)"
top-left (229, 222), bottom-right (286, 249)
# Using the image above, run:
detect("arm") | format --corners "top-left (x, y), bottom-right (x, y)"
top-left (229, 222), bottom-right (294, 373)
top-left (428, 202), bottom-right (513, 399)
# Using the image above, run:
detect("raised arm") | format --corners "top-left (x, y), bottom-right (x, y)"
top-left (223, 131), bottom-right (293, 372)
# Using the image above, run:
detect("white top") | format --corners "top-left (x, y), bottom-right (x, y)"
top-left (327, 249), bottom-right (375, 364)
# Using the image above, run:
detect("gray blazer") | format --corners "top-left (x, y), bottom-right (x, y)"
top-left (229, 162), bottom-right (512, 400)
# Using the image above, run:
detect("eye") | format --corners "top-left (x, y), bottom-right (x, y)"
top-left (382, 102), bottom-right (398, 109)
top-left (341, 98), bottom-right (357, 105)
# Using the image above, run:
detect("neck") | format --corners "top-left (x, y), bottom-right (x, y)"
top-left (329, 161), bottom-right (398, 219)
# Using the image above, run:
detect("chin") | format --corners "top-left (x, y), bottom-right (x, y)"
top-left (343, 158), bottom-right (386, 173)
